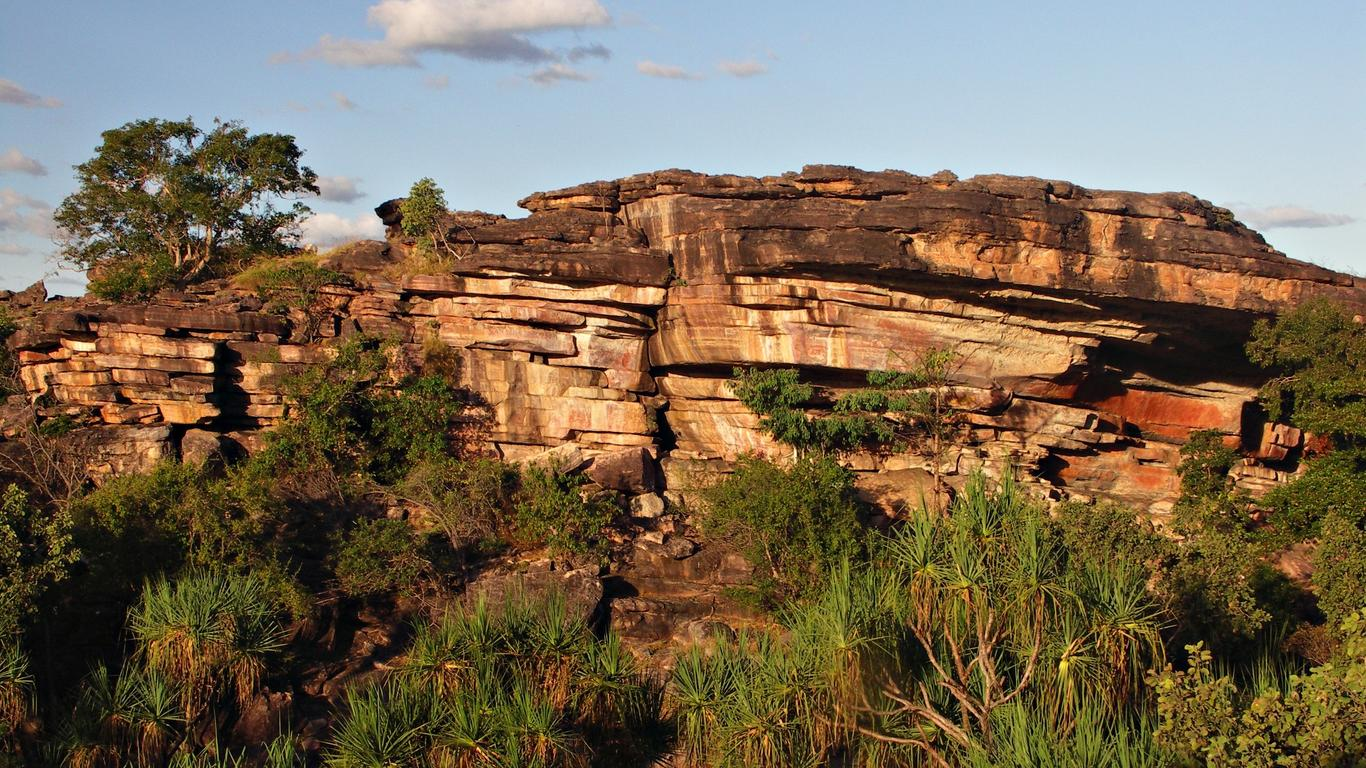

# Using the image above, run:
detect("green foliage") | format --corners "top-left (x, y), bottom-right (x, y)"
top-left (1150, 610), bottom-right (1366, 767)
top-left (512, 468), bottom-right (614, 558)
top-left (1311, 513), bottom-right (1366, 631)
top-left (398, 456), bottom-right (513, 553)
top-left (1247, 299), bottom-right (1366, 447)
top-left (262, 337), bottom-right (464, 487)
top-left (1173, 429), bottom-right (1249, 535)
top-left (0, 309), bottom-right (18, 399)
top-left (1262, 449), bottom-right (1366, 539)
top-left (331, 518), bottom-right (432, 599)
top-left (0, 483), bottom-right (77, 637)
top-left (398, 178), bottom-right (449, 256)
top-left (238, 256), bottom-right (347, 341)
top-left (55, 117), bottom-right (319, 300)
top-left (0, 642), bottom-right (32, 741)
top-left (1050, 500), bottom-right (1173, 573)
top-left (130, 569), bottom-right (287, 718)
top-left (699, 455), bottom-right (864, 608)
top-left (674, 478), bottom-right (1168, 766)
top-left (328, 593), bottom-right (668, 768)
top-left (730, 347), bottom-right (960, 459)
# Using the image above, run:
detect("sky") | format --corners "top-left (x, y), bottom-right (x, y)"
top-left (1, 0), bottom-right (1362, 294)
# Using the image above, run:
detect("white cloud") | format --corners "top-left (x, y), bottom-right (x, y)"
top-left (0, 148), bottom-right (46, 176)
top-left (282, 0), bottom-right (610, 67)
top-left (316, 176), bottom-right (366, 203)
top-left (0, 78), bottom-right (61, 108)
top-left (636, 60), bottom-right (702, 80)
top-left (299, 211), bottom-right (386, 248)
top-left (278, 35), bottom-right (420, 67)
top-left (0, 188), bottom-right (56, 238)
top-left (424, 73), bottom-right (451, 89)
top-left (1235, 205), bottom-right (1356, 230)
top-left (332, 91), bottom-right (358, 110)
top-left (718, 58), bottom-right (767, 77)
top-left (528, 62), bottom-right (590, 85)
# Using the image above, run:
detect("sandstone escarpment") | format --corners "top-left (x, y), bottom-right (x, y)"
top-left (8, 166), bottom-right (1365, 515)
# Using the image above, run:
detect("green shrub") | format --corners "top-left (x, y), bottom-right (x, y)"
top-left (130, 569), bottom-right (287, 718)
top-left (0, 483), bottom-right (78, 636)
top-left (398, 177), bottom-right (448, 252)
top-left (1150, 610), bottom-right (1366, 768)
top-left (85, 252), bottom-right (179, 301)
top-left (1312, 513), bottom-right (1366, 631)
top-left (262, 337), bottom-right (464, 487)
top-left (1262, 449), bottom-right (1366, 539)
top-left (332, 518), bottom-right (432, 599)
top-left (237, 256), bottom-right (347, 342)
top-left (699, 455), bottom-right (864, 608)
top-left (1247, 298), bottom-right (1366, 447)
top-left (397, 456), bottom-right (513, 554)
top-left (329, 593), bottom-right (668, 768)
top-left (511, 468), bottom-right (614, 558)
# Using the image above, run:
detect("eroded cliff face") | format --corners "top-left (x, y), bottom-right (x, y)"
top-left (8, 166), bottom-right (1365, 516)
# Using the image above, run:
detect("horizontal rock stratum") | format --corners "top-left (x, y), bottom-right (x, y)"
top-left (8, 165), bottom-right (1366, 512)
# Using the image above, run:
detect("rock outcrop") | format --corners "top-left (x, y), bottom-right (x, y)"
top-left (9, 166), bottom-right (1365, 515)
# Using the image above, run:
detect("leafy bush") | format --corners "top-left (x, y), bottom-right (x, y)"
top-left (1262, 449), bottom-right (1366, 539)
top-left (236, 256), bottom-right (347, 342)
top-left (698, 455), bottom-right (864, 608)
top-left (1312, 513), bottom-right (1366, 631)
top-left (262, 337), bottom-right (464, 487)
top-left (0, 483), bottom-right (77, 636)
top-left (331, 518), bottom-right (432, 599)
top-left (1150, 610), bottom-right (1366, 767)
top-left (397, 456), bottom-right (513, 554)
top-left (398, 177), bottom-right (448, 249)
top-left (512, 468), bottom-right (614, 558)
top-left (1247, 299), bottom-right (1366, 446)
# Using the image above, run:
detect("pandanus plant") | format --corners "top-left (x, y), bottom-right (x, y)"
top-left (128, 569), bottom-right (287, 723)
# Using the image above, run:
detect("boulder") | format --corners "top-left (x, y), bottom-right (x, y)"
top-left (180, 429), bottom-right (225, 466)
top-left (585, 447), bottom-right (658, 494)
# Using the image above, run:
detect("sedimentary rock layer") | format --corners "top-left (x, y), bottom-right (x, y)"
top-left (9, 166), bottom-right (1366, 512)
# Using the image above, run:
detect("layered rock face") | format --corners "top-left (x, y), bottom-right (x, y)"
top-left (8, 166), bottom-right (1366, 514)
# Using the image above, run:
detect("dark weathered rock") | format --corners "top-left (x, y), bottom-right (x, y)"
top-left (586, 447), bottom-right (658, 494)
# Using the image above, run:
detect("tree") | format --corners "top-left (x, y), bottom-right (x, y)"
top-left (399, 177), bottom-right (450, 255)
top-left (1246, 299), bottom-right (1366, 448)
top-left (55, 117), bottom-right (318, 300)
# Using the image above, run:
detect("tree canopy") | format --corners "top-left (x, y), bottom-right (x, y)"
top-left (54, 117), bottom-right (319, 300)
top-left (1246, 298), bottom-right (1366, 446)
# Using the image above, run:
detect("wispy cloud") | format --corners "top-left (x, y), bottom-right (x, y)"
top-left (332, 91), bottom-right (358, 110)
top-left (0, 78), bottom-right (61, 108)
top-left (0, 148), bottom-right (47, 176)
top-left (567, 43), bottom-right (610, 62)
top-left (529, 63), bottom-right (591, 85)
top-left (636, 60), bottom-right (702, 80)
top-left (278, 0), bottom-right (611, 67)
top-left (1235, 204), bottom-right (1356, 229)
top-left (316, 176), bottom-right (366, 203)
top-left (300, 211), bottom-right (386, 248)
top-left (718, 58), bottom-right (767, 78)
top-left (0, 188), bottom-right (56, 238)
top-left (0, 243), bottom-right (30, 256)
top-left (424, 73), bottom-right (450, 89)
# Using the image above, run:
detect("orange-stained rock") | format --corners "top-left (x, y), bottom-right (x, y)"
top-left (8, 166), bottom-right (1366, 506)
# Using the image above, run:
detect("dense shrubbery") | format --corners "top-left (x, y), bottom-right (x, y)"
top-left (3, 286), bottom-right (1365, 766)
top-left (330, 593), bottom-right (668, 767)
top-left (698, 455), bottom-right (865, 607)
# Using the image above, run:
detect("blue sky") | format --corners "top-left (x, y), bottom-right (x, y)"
top-left (1, 0), bottom-right (1362, 294)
